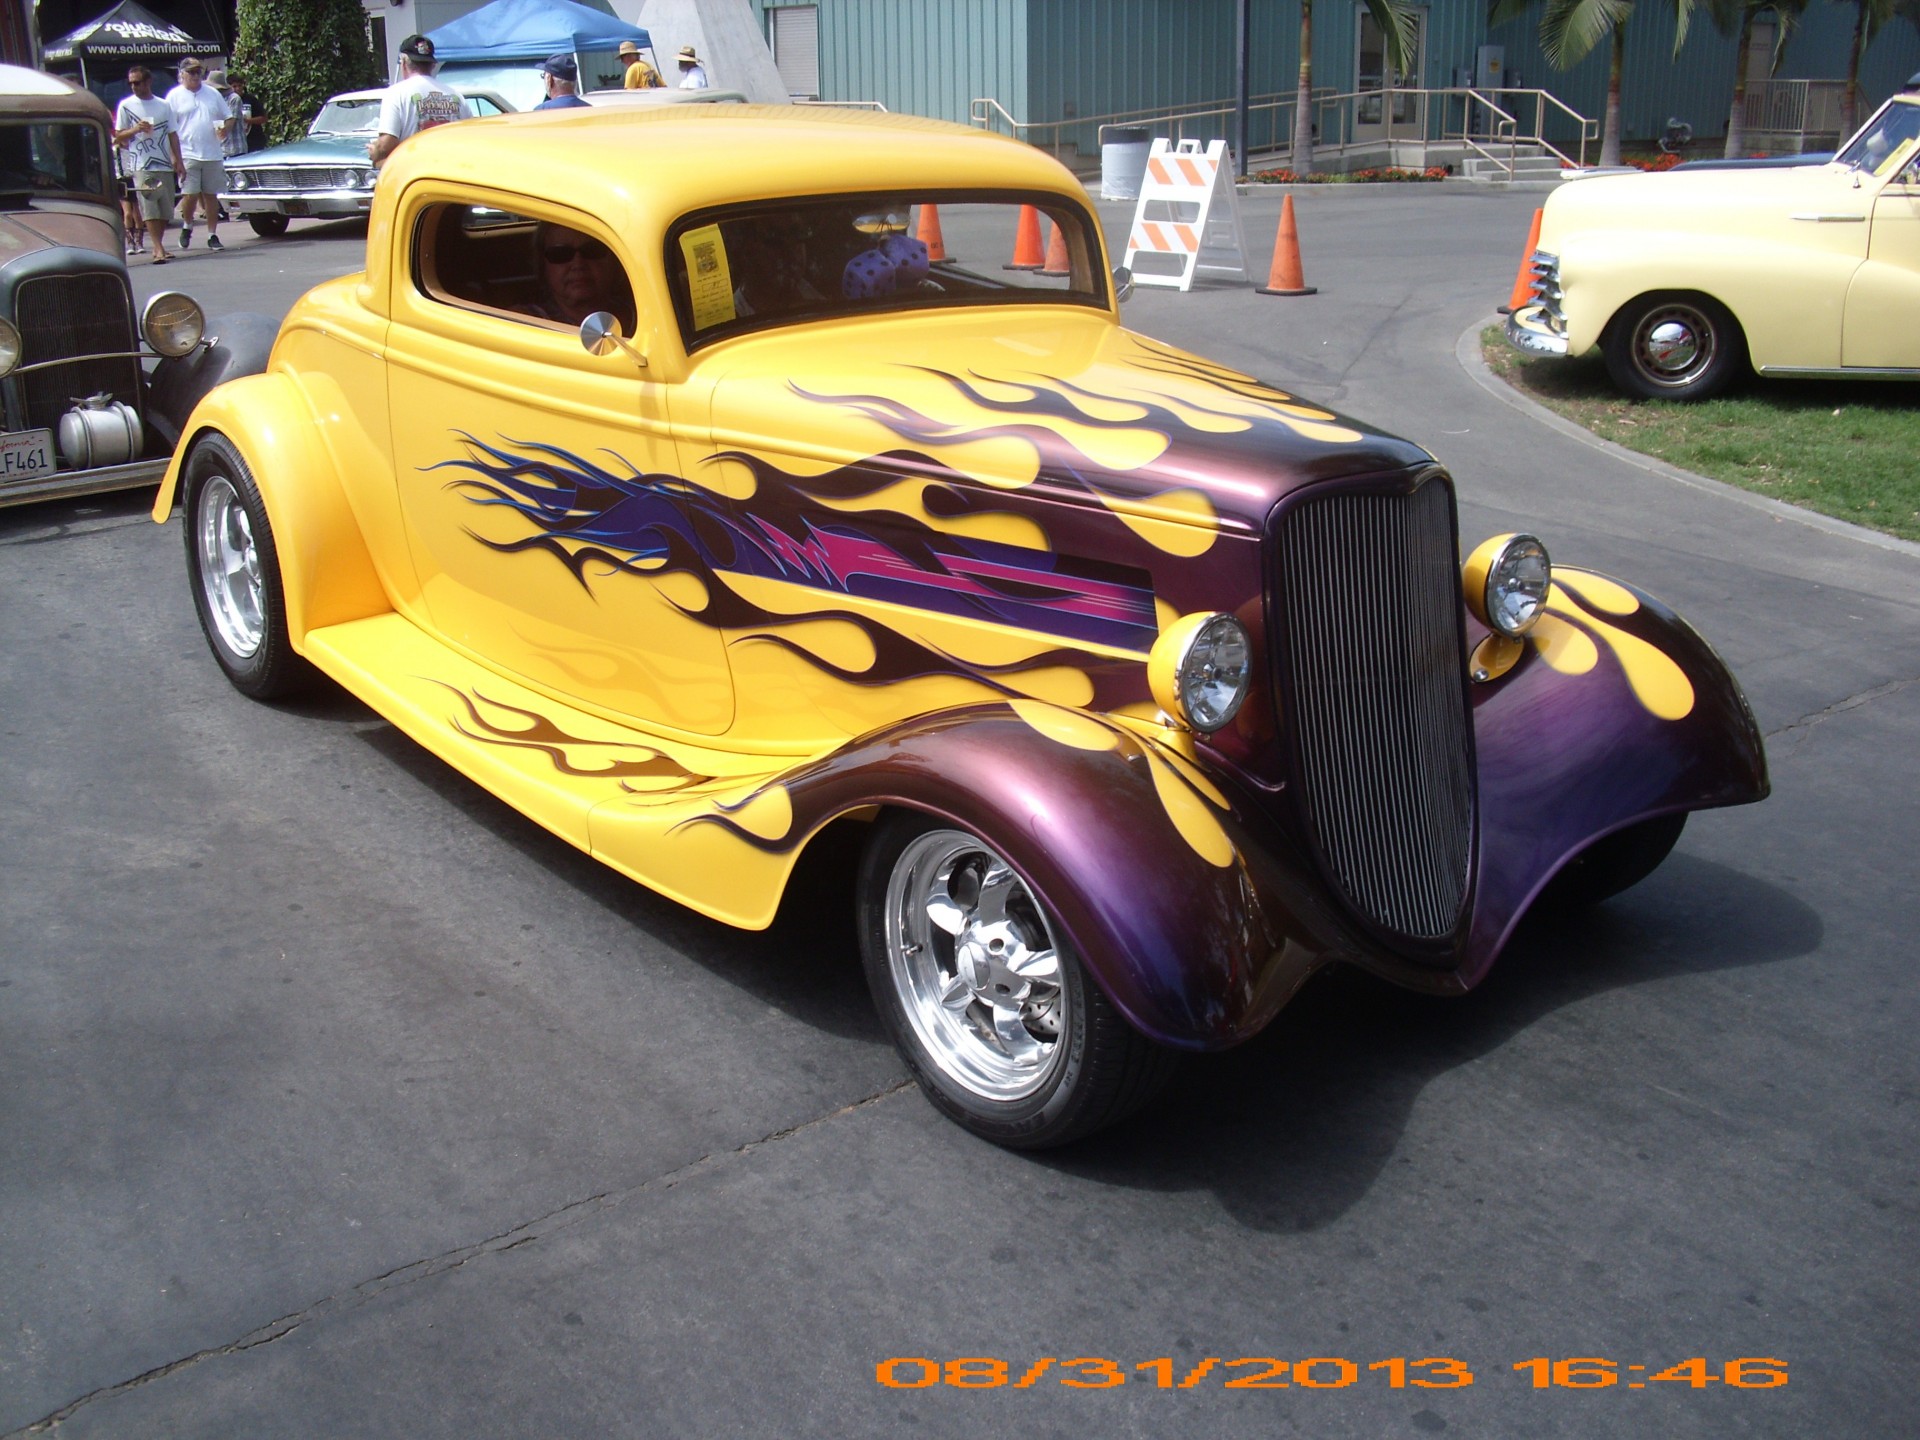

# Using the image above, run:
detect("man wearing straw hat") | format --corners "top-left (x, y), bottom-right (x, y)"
top-left (619, 39), bottom-right (661, 89)
top-left (675, 46), bottom-right (709, 89)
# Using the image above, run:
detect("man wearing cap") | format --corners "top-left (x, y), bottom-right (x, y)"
top-left (619, 39), bottom-right (661, 89)
top-left (675, 46), bottom-right (710, 90)
top-left (164, 58), bottom-right (231, 251)
top-left (533, 54), bottom-right (589, 110)
top-left (370, 34), bottom-right (472, 167)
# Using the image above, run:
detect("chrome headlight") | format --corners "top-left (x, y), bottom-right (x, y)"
top-left (359, 169), bottom-right (377, 188)
top-left (142, 291), bottom-right (205, 358)
top-left (1464, 533), bottom-right (1552, 638)
top-left (0, 316), bottom-right (20, 377)
top-left (228, 170), bottom-right (249, 191)
top-left (1148, 612), bottom-right (1253, 733)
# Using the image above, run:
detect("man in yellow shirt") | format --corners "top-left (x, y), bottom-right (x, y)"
top-left (619, 40), bottom-right (662, 89)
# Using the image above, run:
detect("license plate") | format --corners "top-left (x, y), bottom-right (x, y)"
top-left (0, 429), bottom-right (55, 480)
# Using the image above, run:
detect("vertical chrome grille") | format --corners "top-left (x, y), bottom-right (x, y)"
top-left (1275, 478), bottom-right (1474, 940)
top-left (14, 273), bottom-right (141, 435)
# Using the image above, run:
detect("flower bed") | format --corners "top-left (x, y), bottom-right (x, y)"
top-left (1249, 165), bottom-right (1450, 184)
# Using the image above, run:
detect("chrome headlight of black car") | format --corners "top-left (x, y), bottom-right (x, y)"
top-left (1464, 533), bottom-right (1552, 638)
top-left (0, 316), bottom-right (21, 377)
top-left (1149, 612), bottom-right (1252, 733)
top-left (142, 291), bottom-right (205, 358)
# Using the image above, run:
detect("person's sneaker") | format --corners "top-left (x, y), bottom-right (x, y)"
top-left (206, 234), bottom-right (223, 251)
top-left (179, 225), bottom-right (191, 249)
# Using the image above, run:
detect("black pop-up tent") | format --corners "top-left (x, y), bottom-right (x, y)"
top-left (42, 0), bottom-right (220, 93)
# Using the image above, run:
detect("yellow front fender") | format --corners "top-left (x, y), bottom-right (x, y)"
top-left (152, 374), bottom-right (389, 650)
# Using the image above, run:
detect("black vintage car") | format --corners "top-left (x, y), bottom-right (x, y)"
top-left (0, 64), bottom-right (269, 507)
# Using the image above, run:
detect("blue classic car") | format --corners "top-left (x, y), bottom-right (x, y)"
top-left (221, 87), bottom-right (511, 238)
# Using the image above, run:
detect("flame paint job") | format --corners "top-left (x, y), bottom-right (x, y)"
top-left (154, 107), bottom-right (1770, 1051)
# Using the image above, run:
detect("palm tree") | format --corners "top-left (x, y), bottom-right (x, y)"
top-left (1291, 0), bottom-right (1420, 172)
top-left (1830, 0), bottom-right (1916, 138)
top-left (1715, 0), bottom-right (1807, 156)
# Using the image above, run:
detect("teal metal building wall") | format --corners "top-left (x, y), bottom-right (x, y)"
top-left (757, 0), bottom-right (1919, 150)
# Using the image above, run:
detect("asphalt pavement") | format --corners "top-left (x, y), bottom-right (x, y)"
top-left (3, 186), bottom-right (1916, 1437)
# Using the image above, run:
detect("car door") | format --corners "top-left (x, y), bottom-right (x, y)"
top-left (1842, 155), bottom-right (1920, 369)
top-left (384, 192), bottom-right (734, 735)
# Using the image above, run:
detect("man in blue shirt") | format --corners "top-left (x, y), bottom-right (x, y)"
top-left (533, 54), bottom-right (590, 110)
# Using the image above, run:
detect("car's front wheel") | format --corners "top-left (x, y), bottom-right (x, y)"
top-left (181, 433), bottom-right (308, 699)
top-left (1603, 293), bottom-right (1746, 401)
top-left (1544, 813), bottom-right (1687, 910)
top-left (859, 811), bottom-right (1176, 1148)
top-left (247, 214), bottom-right (289, 239)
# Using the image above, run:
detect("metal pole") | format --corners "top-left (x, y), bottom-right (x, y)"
top-left (1235, 0), bottom-right (1249, 179)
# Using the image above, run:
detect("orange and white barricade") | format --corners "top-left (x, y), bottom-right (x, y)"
top-left (1122, 139), bottom-right (1250, 293)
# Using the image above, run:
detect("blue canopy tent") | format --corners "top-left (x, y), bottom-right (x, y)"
top-left (426, 0), bottom-right (651, 111)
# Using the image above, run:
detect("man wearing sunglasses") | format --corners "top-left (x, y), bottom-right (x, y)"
top-left (164, 59), bottom-right (231, 251)
top-left (518, 222), bottom-right (634, 331)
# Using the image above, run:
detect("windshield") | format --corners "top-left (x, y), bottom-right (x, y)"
top-left (309, 97), bottom-right (382, 137)
top-left (0, 121), bottom-right (109, 203)
top-left (666, 193), bottom-right (1109, 349)
top-left (1835, 98), bottom-right (1920, 178)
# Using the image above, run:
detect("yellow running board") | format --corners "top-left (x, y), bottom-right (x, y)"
top-left (302, 613), bottom-right (821, 928)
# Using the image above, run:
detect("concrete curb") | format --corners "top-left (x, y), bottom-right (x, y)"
top-left (1455, 319), bottom-right (1920, 561)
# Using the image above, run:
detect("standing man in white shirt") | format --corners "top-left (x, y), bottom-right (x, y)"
top-left (113, 65), bottom-right (184, 264)
top-left (369, 34), bottom-right (471, 167)
top-left (675, 46), bottom-right (710, 89)
top-left (165, 58), bottom-right (231, 251)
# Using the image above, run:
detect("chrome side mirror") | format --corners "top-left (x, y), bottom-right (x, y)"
top-left (580, 312), bottom-right (645, 367)
top-left (1111, 265), bottom-right (1134, 303)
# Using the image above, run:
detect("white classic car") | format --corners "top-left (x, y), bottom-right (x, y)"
top-left (1507, 78), bottom-right (1920, 399)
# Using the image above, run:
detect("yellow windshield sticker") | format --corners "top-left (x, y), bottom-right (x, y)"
top-left (680, 224), bottom-right (736, 330)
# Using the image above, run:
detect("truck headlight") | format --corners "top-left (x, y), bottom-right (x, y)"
top-left (1464, 533), bottom-right (1552, 637)
top-left (1149, 612), bottom-right (1252, 733)
top-left (142, 291), bottom-right (205, 358)
top-left (0, 316), bottom-right (20, 377)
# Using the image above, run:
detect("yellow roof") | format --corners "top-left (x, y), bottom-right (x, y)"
top-left (378, 104), bottom-right (1087, 236)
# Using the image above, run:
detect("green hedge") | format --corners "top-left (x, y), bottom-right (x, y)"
top-left (233, 0), bottom-right (381, 146)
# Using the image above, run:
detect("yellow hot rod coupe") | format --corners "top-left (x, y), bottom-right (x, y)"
top-left (1508, 79), bottom-right (1920, 399)
top-left (156, 106), bottom-right (1767, 1147)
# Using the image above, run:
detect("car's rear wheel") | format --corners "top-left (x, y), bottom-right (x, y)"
top-left (181, 433), bottom-right (308, 699)
top-left (858, 811), bottom-right (1176, 1148)
top-left (1544, 813), bottom-right (1687, 909)
top-left (247, 214), bottom-right (289, 239)
top-left (1603, 293), bottom-right (1745, 401)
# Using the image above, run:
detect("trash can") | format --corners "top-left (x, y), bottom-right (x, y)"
top-left (1100, 126), bottom-right (1153, 201)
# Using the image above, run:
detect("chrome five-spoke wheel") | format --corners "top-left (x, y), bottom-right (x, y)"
top-left (884, 828), bottom-right (1067, 1100)
top-left (858, 811), bottom-right (1176, 1148)
top-left (195, 473), bottom-right (265, 660)
top-left (180, 432), bottom-right (307, 699)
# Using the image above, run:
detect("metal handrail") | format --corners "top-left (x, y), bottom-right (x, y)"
top-left (972, 87), bottom-right (1595, 179)
top-left (795, 99), bottom-right (889, 111)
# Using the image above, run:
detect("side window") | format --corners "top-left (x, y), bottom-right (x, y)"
top-left (414, 201), bottom-right (637, 336)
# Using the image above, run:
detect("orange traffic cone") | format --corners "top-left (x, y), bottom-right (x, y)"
top-left (1255, 194), bottom-right (1316, 297)
top-left (916, 204), bottom-right (947, 263)
top-left (1004, 204), bottom-right (1044, 270)
top-left (1497, 208), bottom-right (1545, 314)
top-left (1038, 219), bottom-right (1071, 277)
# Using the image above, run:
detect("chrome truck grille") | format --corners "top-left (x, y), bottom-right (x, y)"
top-left (14, 273), bottom-right (141, 435)
top-left (1273, 476), bottom-right (1475, 942)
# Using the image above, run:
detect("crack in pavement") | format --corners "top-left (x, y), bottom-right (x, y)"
top-left (1764, 675), bottom-right (1919, 757)
top-left (11, 1079), bottom-right (914, 1436)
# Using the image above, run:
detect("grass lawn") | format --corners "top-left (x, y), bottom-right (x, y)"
top-left (1480, 328), bottom-right (1920, 545)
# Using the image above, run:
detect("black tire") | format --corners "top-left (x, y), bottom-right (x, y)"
top-left (180, 432), bottom-right (310, 700)
top-left (1602, 293), bottom-right (1746, 401)
top-left (1544, 813), bottom-right (1687, 910)
top-left (858, 810), bottom-right (1177, 1149)
top-left (247, 213), bottom-right (289, 239)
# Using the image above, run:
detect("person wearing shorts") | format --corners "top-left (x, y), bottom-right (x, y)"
top-left (113, 66), bottom-right (183, 263)
top-left (165, 58), bottom-right (231, 251)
